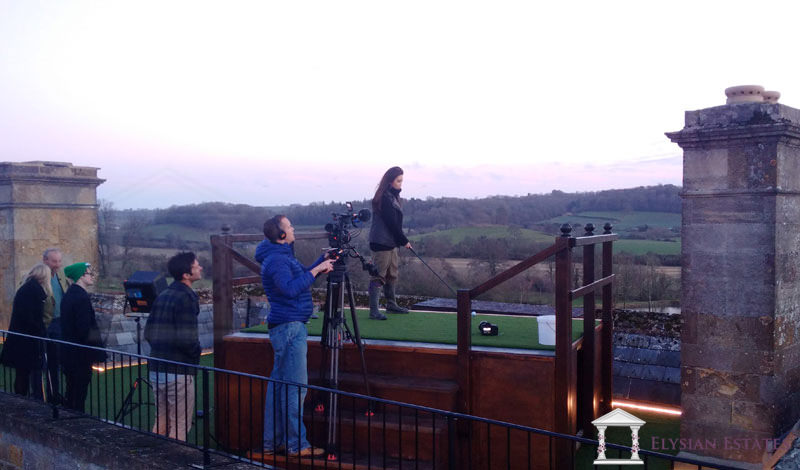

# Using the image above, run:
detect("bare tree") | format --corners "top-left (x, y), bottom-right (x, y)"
top-left (119, 213), bottom-right (148, 277)
top-left (97, 199), bottom-right (116, 276)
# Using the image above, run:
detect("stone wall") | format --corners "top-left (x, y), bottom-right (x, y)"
top-left (0, 392), bottom-right (257, 469)
top-left (91, 291), bottom-right (268, 355)
top-left (0, 161), bottom-right (104, 329)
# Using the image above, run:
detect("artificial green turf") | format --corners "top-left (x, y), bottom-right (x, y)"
top-left (242, 309), bottom-right (598, 350)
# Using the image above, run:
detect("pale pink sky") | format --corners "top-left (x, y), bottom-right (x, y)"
top-left (1, 1), bottom-right (796, 208)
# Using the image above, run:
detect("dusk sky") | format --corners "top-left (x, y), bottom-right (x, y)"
top-left (1, 1), bottom-right (797, 209)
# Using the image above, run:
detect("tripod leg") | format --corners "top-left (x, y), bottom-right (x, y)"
top-left (115, 377), bottom-right (141, 422)
top-left (326, 280), bottom-right (345, 458)
top-left (344, 274), bottom-right (373, 414)
top-left (318, 277), bottom-right (334, 385)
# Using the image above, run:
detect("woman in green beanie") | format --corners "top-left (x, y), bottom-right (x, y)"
top-left (60, 263), bottom-right (107, 412)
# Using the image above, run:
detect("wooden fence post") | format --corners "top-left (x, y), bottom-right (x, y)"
top-left (581, 224), bottom-right (597, 435)
top-left (211, 225), bottom-right (233, 444)
top-left (601, 223), bottom-right (614, 415)
top-left (456, 288), bottom-right (472, 468)
top-left (554, 226), bottom-right (574, 469)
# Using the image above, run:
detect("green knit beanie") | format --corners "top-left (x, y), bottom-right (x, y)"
top-left (64, 262), bottom-right (91, 282)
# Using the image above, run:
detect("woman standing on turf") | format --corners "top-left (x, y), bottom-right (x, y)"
top-left (368, 166), bottom-right (412, 320)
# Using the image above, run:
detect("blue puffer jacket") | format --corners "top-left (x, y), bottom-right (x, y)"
top-left (255, 240), bottom-right (324, 325)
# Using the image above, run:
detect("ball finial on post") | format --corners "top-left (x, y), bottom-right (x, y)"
top-left (560, 223), bottom-right (573, 237)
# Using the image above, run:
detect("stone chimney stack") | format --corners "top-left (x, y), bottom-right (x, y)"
top-left (667, 88), bottom-right (800, 466)
top-left (0, 161), bottom-right (104, 329)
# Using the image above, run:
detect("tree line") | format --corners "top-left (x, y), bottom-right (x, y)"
top-left (113, 184), bottom-right (680, 233)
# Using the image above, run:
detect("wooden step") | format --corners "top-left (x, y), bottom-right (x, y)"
top-left (246, 449), bottom-right (436, 470)
top-left (308, 371), bottom-right (458, 412)
top-left (301, 405), bottom-right (450, 467)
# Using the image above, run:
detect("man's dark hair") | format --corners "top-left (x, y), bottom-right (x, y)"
top-left (263, 215), bottom-right (286, 243)
top-left (168, 251), bottom-right (197, 281)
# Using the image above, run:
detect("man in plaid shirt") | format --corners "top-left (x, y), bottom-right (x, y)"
top-left (144, 251), bottom-right (203, 441)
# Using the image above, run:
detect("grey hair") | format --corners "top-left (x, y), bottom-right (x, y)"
top-left (42, 248), bottom-right (61, 260)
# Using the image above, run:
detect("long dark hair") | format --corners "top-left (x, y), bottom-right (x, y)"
top-left (372, 166), bottom-right (404, 212)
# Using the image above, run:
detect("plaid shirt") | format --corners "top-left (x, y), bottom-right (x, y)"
top-left (144, 281), bottom-right (200, 375)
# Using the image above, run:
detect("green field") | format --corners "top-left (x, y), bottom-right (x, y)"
top-left (143, 224), bottom-right (214, 243)
top-left (410, 225), bottom-right (553, 244)
top-left (244, 309), bottom-right (596, 351)
top-left (410, 222), bottom-right (680, 256)
top-left (614, 239), bottom-right (681, 256)
top-left (545, 211), bottom-right (680, 231)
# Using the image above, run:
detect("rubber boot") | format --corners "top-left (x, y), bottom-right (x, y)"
top-left (384, 283), bottom-right (409, 313)
top-left (369, 281), bottom-right (387, 320)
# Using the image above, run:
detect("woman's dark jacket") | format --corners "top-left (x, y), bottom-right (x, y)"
top-left (369, 187), bottom-right (408, 251)
top-left (60, 283), bottom-right (107, 371)
top-left (144, 281), bottom-right (201, 375)
top-left (0, 278), bottom-right (47, 370)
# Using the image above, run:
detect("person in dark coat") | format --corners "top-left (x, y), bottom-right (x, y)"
top-left (0, 264), bottom-right (51, 396)
top-left (144, 252), bottom-right (204, 442)
top-left (368, 166), bottom-right (413, 320)
top-left (60, 262), bottom-right (106, 412)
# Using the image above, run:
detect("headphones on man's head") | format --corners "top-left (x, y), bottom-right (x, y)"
top-left (263, 215), bottom-right (287, 242)
top-left (275, 215), bottom-right (287, 240)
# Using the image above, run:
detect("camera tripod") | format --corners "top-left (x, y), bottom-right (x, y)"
top-left (115, 311), bottom-right (153, 423)
top-left (316, 258), bottom-right (372, 460)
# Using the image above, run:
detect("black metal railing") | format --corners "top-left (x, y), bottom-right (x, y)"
top-left (0, 330), bottom-right (739, 469)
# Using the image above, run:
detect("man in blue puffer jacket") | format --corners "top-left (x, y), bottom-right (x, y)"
top-left (255, 214), bottom-right (334, 457)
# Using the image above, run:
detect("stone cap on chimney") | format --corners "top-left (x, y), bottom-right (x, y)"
top-left (0, 161), bottom-right (104, 184)
top-left (666, 102), bottom-right (800, 138)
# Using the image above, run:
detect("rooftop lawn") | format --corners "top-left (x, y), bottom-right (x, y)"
top-left (242, 309), bottom-right (599, 350)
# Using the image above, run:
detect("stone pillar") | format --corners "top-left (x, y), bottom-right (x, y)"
top-left (667, 99), bottom-right (800, 465)
top-left (0, 161), bottom-right (104, 329)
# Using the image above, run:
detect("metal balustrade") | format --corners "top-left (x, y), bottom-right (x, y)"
top-left (0, 331), bottom-right (736, 469)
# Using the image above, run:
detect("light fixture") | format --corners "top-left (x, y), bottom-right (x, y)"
top-left (478, 321), bottom-right (498, 336)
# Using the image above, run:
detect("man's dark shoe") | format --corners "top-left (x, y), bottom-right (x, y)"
top-left (289, 446), bottom-right (325, 457)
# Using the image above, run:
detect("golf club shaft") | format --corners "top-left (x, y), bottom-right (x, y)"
top-left (408, 247), bottom-right (457, 296)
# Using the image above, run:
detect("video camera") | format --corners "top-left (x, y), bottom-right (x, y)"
top-left (323, 202), bottom-right (379, 278)
top-left (324, 201), bottom-right (371, 248)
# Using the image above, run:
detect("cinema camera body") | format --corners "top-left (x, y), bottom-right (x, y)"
top-left (324, 202), bottom-right (379, 279)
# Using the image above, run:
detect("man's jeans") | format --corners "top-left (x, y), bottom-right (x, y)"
top-left (263, 321), bottom-right (310, 453)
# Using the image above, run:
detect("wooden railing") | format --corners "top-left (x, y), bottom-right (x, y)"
top-left (211, 222), bottom-right (617, 468)
top-left (210, 225), bottom-right (328, 445)
top-left (210, 226), bottom-right (328, 367)
top-left (455, 222), bottom-right (617, 469)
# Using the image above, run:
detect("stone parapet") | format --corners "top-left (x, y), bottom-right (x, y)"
top-left (0, 392), bottom-right (257, 469)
